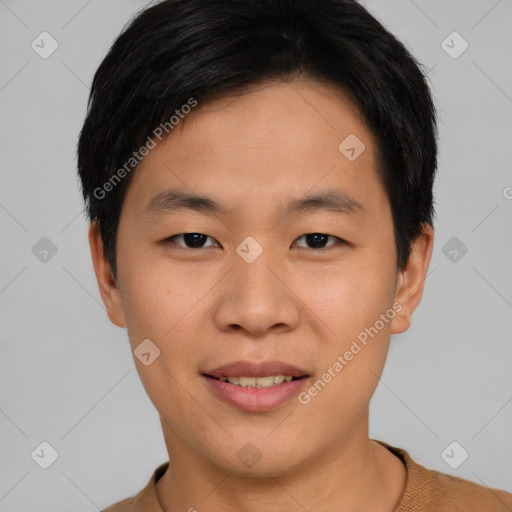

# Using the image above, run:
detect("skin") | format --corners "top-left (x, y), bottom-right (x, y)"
top-left (89, 78), bottom-right (434, 511)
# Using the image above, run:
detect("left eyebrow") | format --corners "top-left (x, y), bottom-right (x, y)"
top-left (142, 188), bottom-right (365, 220)
top-left (282, 189), bottom-right (364, 217)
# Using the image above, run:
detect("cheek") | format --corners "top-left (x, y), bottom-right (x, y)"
top-left (301, 288), bottom-right (394, 433)
top-left (295, 252), bottom-right (397, 337)
top-left (295, 246), bottom-right (397, 397)
top-left (117, 261), bottom-right (202, 412)
top-left (117, 246), bottom-right (212, 370)
top-left (116, 248), bottom-right (179, 353)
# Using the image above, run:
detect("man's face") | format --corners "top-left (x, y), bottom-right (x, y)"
top-left (93, 79), bottom-right (430, 475)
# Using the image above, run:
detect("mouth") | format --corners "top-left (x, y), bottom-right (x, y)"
top-left (203, 374), bottom-right (307, 388)
top-left (201, 360), bottom-right (311, 412)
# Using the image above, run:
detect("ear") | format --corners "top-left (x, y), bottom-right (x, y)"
top-left (88, 221), bottom-right (127, 328)
top-left (391, 223), bottom-right (434, 334)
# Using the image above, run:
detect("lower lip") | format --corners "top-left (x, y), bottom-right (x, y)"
top-left (203, 375), bottom-right (309, 412)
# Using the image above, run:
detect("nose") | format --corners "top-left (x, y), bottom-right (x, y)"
top-left (212, 251), bottom-right (301, 337)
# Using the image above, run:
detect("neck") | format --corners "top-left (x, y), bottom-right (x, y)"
top-left (155, 411), bottom-right (406, 512)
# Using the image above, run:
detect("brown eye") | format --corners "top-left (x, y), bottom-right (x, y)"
top-left (292, 233), bottom-right (344, 250)
top-left (165, 233), bottom-right (218, 249)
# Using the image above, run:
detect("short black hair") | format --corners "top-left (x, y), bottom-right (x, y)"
top-left (77, 0), bottom-right (438, 280)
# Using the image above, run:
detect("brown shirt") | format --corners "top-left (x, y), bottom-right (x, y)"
top-left (102, 441), bottom-right (512, 511)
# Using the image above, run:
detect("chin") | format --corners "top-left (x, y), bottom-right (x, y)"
top-left (202, 436), bottom-right (311, 478)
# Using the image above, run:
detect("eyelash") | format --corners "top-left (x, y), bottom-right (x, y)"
top-left (162, 232), bottom-right (347, 252)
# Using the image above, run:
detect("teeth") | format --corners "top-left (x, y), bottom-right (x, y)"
top-left (238, 376), bottom-right (256, 387)
top-left (271, 375), bottom-right (285, 385)
top-left (217, 375), bottom-right (296, 388)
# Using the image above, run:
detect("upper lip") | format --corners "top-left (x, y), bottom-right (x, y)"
top-left (203, 360), bottom-right (310, 379)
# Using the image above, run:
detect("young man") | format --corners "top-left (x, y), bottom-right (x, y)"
top-left (77, 0), bottom-right (512, 510)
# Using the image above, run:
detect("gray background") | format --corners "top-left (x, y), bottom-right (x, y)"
top-left (0, 0), bottom-right (511, 510)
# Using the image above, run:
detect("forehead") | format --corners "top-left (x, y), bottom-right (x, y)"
top-left (123, 79), bottom-right (387, 223)
top-left (171, 79), bottom-right (371, 156)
